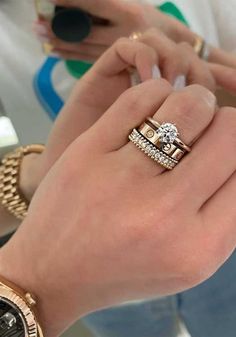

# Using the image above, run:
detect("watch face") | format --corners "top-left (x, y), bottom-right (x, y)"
top-left (0, 298), bottom-right (26, 337)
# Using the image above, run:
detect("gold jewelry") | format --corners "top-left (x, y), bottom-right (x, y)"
top-left (147, 118), bottom-right (191, 154)
top-left (0, 275), bottom-right (44, 336)
top-left (129, 32), bottom-right (143, 42)
top-left (193, 35), bottom-right (204, 55)
top-left (0, 144), bottom-right (45, 220)
top-left (129, 129), bottom-right (178, 170)
top-left (193, 35), bottom-right (210, 61)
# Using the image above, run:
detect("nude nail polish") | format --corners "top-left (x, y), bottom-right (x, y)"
top-left (173, 75), bottom-right (186, 90)
top-left (152, 65), bottom-right (161, 79)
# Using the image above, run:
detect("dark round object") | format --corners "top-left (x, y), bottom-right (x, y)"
top-left (52, 8), bottom-right (92, 43)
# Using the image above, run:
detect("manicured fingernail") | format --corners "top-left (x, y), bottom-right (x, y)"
top-left (130, 70), bottom-right (141, 86)
top-left (33, 22), bottom-right (48, 36)
top-left (173, 75), bottom-right (186, 90)
top-left (152, 65), bottom-right (161, 79)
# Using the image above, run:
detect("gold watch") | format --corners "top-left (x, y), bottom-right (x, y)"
top-left (0, 145), bottom-right (45, 220)
top-left (0, 275), bottom-right (44, 336)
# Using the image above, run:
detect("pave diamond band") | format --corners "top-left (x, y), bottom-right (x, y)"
top-left (129, 129), bottom-right (178, 170)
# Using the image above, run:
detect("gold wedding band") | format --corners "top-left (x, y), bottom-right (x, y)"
top-left (129, 118), bottom-right (191, 170)
top-left (129, 32), bottom-right (143, 42)
top-left (193, 35), bottom-right (210, 61)
top-left (193, 35), bottom-right (204, 55)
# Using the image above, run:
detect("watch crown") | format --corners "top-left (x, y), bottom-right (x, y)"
top-left (25, 292), bottom-right (37, 306)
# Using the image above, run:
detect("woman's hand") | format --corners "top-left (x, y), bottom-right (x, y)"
top-left (1, 82), bottom-right (236, 336)
top-left (22, 30), bottom-right (236, 199)
top-left (35, 0), bottom-right (190, 62)
top-left (34, 0), bottom-right (236, 71)
top-left (2, 29), bottom-right (234, 236)
top-left (37, 32), bottom-right (216, 179)
top-left (1, 30), bottom-right (215, 235)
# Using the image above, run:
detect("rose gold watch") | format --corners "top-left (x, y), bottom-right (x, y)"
top-left (0, 275), bottom-right (44, 337)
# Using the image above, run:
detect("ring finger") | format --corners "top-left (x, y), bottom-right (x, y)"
top-left (121, 84), bottom-right (217, 176)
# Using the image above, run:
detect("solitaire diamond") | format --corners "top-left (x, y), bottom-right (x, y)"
top-left (157, 123), bottom-right (178, 144)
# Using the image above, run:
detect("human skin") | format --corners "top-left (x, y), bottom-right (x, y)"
top-left (1, 81), bottom-right (236, 337)
top-left (34, 0), bottom-right (236, 71)
top-left (1, 32), bottom-right (236, 234)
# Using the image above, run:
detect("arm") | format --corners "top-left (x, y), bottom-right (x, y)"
top-left (0, 82), bottom-right (236, 336)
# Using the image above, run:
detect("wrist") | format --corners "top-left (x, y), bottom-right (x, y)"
top-left (0, 228), bottom-right (101, 337)
top-left (0, 245), bottom-right (75, 337)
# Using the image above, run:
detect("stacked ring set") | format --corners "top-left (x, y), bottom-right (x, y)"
top-left (129, 118), bottom-right (191, 170)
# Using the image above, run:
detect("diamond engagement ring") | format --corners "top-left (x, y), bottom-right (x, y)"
top-left (129, 118), bottom-right (191, 170)
top-left (146, 118), bottom-right (191, 154)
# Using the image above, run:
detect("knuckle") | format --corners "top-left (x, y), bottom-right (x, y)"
top-left (143, 27), bottom-right (160, 39)
top-left (141, 28), bottom-right (166, 48)
top-left (120, 78), bottom-right (172, 112)
top-left (126, 4), bottom-right (146, 24)
top-left (165, 49), bottom-right (183, 71)
top-left (167, 94), bottom-right (197, 128)
top-left (178, 41), bottom-right (194, 53)
top-left (115, 37), bottom-right (130, 47)
top-left (189, 57), bottom-right (216, 90)
top-left (172, 85), bottom-right (216, 123)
